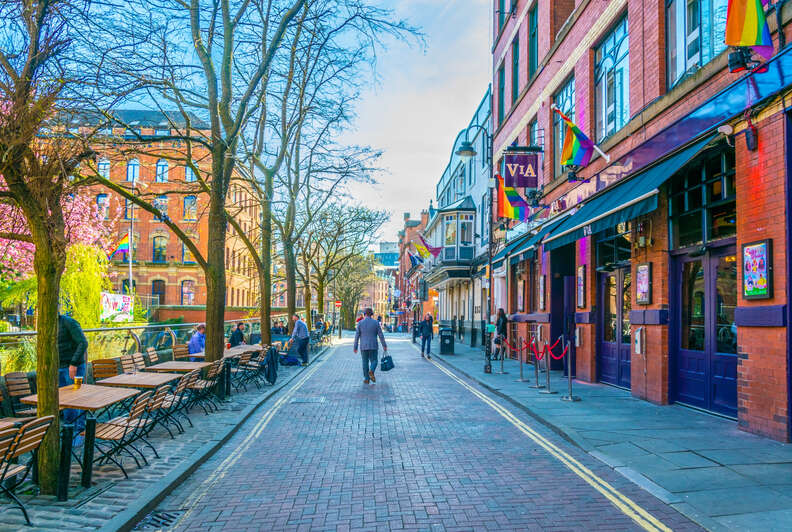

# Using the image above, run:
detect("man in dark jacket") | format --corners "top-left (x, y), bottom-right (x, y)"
top-left (419, 314), bottom-right (434, 359)
top-left (58, 313), bottom-right (88, 442)
top-left (354, 308), bottom-right (387, 384)
top-left (229, 322), bottom-right (246, 347)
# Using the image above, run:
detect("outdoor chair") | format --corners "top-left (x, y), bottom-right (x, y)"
top-left (230, 352), bottom-right (254, 392)
top-left (187, 361), bottom-right (223, 415)
top-left (119, 354), bottom-right (136, 374)
top-left (3, 373), bottom-right (37, 418)
top-left (161, 370), bottom-right (200, 432)
top-left (236, 349), bottom-right (269, 390)
top-left (146, 347), bottom-right (159, 365)
top-left (91, 359), bottom-right (120, 382)
top-left (0, 416), bottom-right (55, 526)
top-left (132, 353), bottom-right (147, 371)
top-left (93, 391), bottom-right (154, 479)
top-left (172, 344), bottom-right (190, 360)
top-left (142, 385), bottom-right (175, 439)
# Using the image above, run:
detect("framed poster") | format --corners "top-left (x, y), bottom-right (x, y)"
top-left (742, 239), bottom-right (772, 299)
top-left (517, 279), bottom-right (525, 312)
top-left (636, 263), bottom-right (652, 305)
top-left (576, 265), bottom-right (586, 308)
top-left (538, 275), bottom-right (545, 310)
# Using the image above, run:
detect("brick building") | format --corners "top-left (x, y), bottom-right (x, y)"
top-left (488, 1), bottom-right (792, 441)
top-left (394, 212), bottom-right (432, 330)
top-left (81, 110), bottom-right (258, 318)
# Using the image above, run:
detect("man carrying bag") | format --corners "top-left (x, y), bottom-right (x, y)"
top-left (354, 308), bottom-right (388, 384)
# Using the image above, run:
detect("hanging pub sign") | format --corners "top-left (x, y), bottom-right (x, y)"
top-left (742, 239), bottom-right (772, 299)
top-left (504, 151), bottom-right (539, 190)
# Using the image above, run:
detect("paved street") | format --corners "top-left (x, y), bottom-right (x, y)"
top-left (146, 335), bottom-right (701, 531)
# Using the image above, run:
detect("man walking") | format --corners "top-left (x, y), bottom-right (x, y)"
top-left (290, 314), bottom-right (310, 366)
top-left (354, 308), bottom-right (387, 384)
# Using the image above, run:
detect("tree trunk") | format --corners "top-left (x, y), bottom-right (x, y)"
top-left (302, 254), bottom-right (311, 329)
top-left (32, 234), bottom-right (66, 495)
top-left (284, 243), bottom-right (296, 333)
top-left (260, 171), bottom-right (273, 345)
top-left (316, 278), bottom-right (325, 320)
top-left (204, 197), bottom-right (227, 363)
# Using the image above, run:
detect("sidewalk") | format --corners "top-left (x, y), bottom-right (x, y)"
top-left (419, 335), bottom-right (792, 532)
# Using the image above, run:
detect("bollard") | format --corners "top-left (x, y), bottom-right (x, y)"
top-left (540, 336), bottom-right (560, 394)
top-left (515, 336), bottom-right (529, 383)
top-left (484, 332), bottom-right (492, 373)
top-left (529, 336), bottom-right (544, 389)
top-left (560, 340), bottom-right (581, 402)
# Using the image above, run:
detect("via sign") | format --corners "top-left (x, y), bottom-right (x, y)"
top-left (504, 152), bottom-right (539, 190)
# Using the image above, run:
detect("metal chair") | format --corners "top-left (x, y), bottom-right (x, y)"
top-left (93, 391), bottom-right (154, 478)
top-left (3, 373), bottom-right (37, 418)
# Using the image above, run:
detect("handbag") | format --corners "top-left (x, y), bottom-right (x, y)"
top-left (380, 354), bottom-right (395, 371)
top-left (494, 335), bottom-right (502, 345)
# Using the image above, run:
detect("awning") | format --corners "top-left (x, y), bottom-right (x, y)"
top-left (543, 134), bottom-right (716, 252)
top-left (508, 217), bottom-right (567, 265)
top-left (492, 233), bottom-right (529, 268)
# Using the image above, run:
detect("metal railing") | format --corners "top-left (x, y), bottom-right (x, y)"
top-left (0, 315), bottom-right (287, 373)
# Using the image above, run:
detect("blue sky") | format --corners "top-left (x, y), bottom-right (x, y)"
top-left (342, 0), bottom-right (491, 241)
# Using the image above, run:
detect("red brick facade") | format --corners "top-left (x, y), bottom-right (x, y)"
top-left (492, 1), bottom-right (792, 440)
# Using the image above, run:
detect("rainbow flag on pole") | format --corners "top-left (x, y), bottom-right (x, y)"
top-left (725, 0), bottom-right (773, 60)
top-left (552, 106), bottom-right (595, 167)
top-left (497, 175), bottom-right (529, 222)
top-left (108, 233), bottom-right (130, 259)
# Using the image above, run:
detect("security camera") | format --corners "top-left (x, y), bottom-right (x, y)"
top-left (717, 124), bottom-right (734, 135)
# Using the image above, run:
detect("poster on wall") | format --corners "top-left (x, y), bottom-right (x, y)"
top-left (100, 292), bottom-right (134, 322)
top-left (517, 280), bottom-right (524, 312)
top-left (576, 265), bottom-right (586, 308)
top-left (742, 239), bottom-right (773, 299)
top-left (538, 275), bottom-right (545, 311)
top-left (636, 263), bottom-right (652, 305)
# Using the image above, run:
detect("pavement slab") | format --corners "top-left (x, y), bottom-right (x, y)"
top-left (148, 335), bottom-right (701, 531)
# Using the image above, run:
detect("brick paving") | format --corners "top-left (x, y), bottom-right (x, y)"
top-left (0, 348), bottom-right (323, 531)
top-left (149, 335), bottom-right (702, 531)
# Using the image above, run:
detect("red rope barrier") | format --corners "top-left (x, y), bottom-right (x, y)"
top-left (548, 343), bottom-right (569, 360)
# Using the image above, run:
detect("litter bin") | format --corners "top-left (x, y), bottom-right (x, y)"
top-left (439, 327), bottom-right (454, 355)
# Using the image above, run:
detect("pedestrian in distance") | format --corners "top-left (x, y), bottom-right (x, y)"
top-left (289, 314), bottom-right (310, 366)
top-left (229, 322), bottom-right (247, 347)
top-left (494, 308), bottom-right (508, 360)
top-left (354, 307), bottom-right (388, 384)
top-left (188, 324), bottom-right (206, 362)
top-left (419, 313), bottom-right (433, 359)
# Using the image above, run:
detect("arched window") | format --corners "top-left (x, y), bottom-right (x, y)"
top-left (152, 236), bottom-right (167, 263)
top-left (151, 279), bottom-right (166, 305)
top-left (97, 158), bottom-right (110, 179)
top-left (153, 195), bottom-right (168, 219)
top-left (96, 194), bottom-right (109, 220)
top-left (185, 162), bottom-right (197, 182)
top-left (155, 159), bottom-right (169, 182)
top-left (181, 280), bottom-right (195, 305)
top-left (126, 159), bottom-right (140, 182)
top-left (183, 195), bottom-right (197, 220)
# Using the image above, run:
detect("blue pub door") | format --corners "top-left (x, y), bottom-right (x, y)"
top-left (597, 268), bottom-right (632, 388)
top-left (674, 246), bottom-right (738, 418)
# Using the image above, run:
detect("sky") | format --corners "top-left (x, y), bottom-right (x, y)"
top-left (341, 0), bottom-right (492, 243)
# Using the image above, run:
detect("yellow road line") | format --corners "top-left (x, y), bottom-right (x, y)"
top-left (173, 348), bottom-right (334, 527)
top-left (414, 344), bottom-right (671, 532)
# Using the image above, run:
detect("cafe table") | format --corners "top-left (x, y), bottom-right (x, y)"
top-left (20, 384), bottom-right (140, 499)
top-left (96, 372), bottom-right (182, 389)
top-left (0, 419), bottom-right (19, 430)
top-left (144, 361), bottom-right (210, 372)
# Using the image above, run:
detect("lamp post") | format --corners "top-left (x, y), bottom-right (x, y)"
top-left (454, 125), bottom-right (493, 358)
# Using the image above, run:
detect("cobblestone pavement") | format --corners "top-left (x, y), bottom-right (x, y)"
top-left (146, 335), bottom-right (703, 532)
top-left (0, 346), bottom-right (325, 531)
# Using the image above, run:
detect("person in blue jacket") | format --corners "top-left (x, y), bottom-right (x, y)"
top-left (188, 324), bottom-right (205, 361)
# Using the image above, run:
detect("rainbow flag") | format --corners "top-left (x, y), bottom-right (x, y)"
top-left (418, 233), bottom-right (442, 257)
top-left (725, 0), bottom-right (773, 60)
top-left (553, 107), bottom-right (594, 167)
top-left (108, 233), bottom-right (130, 259)
top-left (413, 240), bottom-right (431, 260)
top-left (497, 175), bottom-right (529, 221)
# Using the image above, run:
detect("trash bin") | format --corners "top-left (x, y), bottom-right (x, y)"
top-left (439, 327), bottom-right (454, 355)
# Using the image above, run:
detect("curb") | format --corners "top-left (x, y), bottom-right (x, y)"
top-left (101, 343), bottom-right (334, 532)
top-left (428, 348), bottom-right (716, 532)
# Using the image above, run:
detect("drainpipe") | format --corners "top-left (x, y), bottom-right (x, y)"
top-left (784, 96), bottom-right (792, 442)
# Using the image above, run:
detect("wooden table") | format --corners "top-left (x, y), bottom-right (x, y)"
top-left (97, 372), bottom-right (182, 389)
top-left (145, 361), bottom-right (210, 372)
top-left (20, 384), bottom-right (140, 497)
top-left (0, 419), bottom-right (19, 430)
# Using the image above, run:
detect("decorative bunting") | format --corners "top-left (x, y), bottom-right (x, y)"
top-left (552, 106), bottom-right (595, 167)
top-left (725, 0), bottom-right (773, 60)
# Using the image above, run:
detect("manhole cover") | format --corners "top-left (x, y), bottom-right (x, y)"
top-left (134, 509), bottom-right (186, 530)
top-left (290, 396), bottom-right (325, 404)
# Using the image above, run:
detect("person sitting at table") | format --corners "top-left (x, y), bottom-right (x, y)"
top-left (229, 322), bottom-right (246, 347)
top-left (58, 312), bottom-right (88, 446)
top-left (188, 324), bottom-right (206, 361)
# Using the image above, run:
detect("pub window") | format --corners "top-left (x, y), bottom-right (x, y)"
top-left (596, 222), bottom-right (633, 269)
top-left (666, 0), bottom-right (728, 87)
top-left (553, 77), bottom-right (575, 178)
top-left (497, 63), bottom-right (505, 125)
top-left (668, 147), bottom-right (736, 249)
top-left (511, 37), bottom-right (520, 105)
top-left (594, 16), bottom-right (629, 141)
top-left (528, 5), bottom-right (538, 79)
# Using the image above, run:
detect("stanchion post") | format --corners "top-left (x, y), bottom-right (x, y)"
top-left (529, 335), bottom-right (544, 389)
top-left (561, 339), bottom-right (581, 402)
top-left (516, 336), bottom-right (529, 383)
top-left (540, 336), bottom-right (559, 394)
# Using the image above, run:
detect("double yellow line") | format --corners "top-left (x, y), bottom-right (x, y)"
top-left (173, 349), bottom-right (333, 527)
top-left (426, 354), bottom-right (671, 532)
